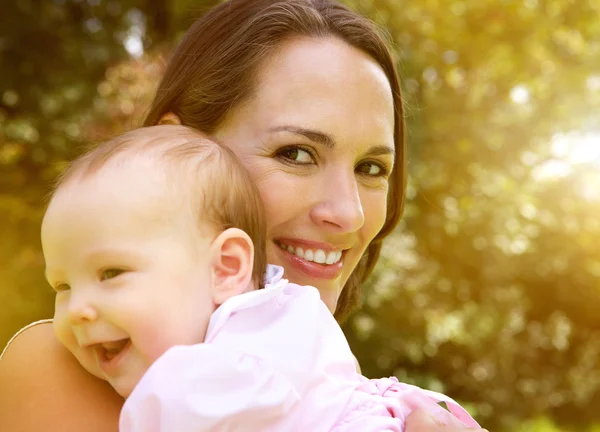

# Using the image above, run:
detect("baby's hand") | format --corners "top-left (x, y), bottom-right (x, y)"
top-left (405, 407), bottom-right (489, 431)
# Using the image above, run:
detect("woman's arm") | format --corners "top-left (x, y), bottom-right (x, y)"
top-left (0, 322), bottom-right (124, 432)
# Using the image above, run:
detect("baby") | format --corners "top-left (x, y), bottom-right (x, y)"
top-left (42, 125), bottom-right (480, 431)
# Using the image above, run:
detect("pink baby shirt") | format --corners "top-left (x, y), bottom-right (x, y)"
top-left (120, 265), bottom-right (480, 431)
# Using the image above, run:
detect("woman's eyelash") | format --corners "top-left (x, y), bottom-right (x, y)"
top-left (356, 160), bottom-right (391, 177)
top-left (275, 145), bottom-right (391, 177)
top-left (275, 145), bottom-right (315, 164)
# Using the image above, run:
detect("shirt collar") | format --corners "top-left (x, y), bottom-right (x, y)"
top-left (204, 265), bottom-right (288, 342)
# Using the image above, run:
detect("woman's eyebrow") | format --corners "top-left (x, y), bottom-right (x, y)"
top-left (269, 125), bottom-right (395, 156)
top-left (366, 145), bottom-right (395, 157)
top-left (269, 125), bottom-right (335, 149)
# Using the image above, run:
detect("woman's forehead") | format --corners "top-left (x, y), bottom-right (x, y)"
top-left (237, 36), bottom-right (395, 143)
top-left (258, 36), bottom-right (391, 98)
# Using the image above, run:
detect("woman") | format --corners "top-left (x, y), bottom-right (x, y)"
top-left (0, 1), bottom-right (486, 431)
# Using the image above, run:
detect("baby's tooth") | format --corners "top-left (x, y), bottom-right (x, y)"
top-left (294, 247), bottom-right (304, 259)
top-left (325, 251), bottom-right (337, 264)
top-left (304, 249), bottom-right (314, 261)
top-left (314, 249), bottom-right (326, 264)
top-left (287, 245), bottom-right (294, 253)
top-left (337, 251), bottom-right (343, 262)
top-left (279, 242), bottom-right (286, 249)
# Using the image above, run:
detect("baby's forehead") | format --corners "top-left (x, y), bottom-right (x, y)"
top-left (56, 160), bottom-right (174, 210)
top-left (77, 132), bottom-right (219, 189)
top-left (49, 163), bottom-right (209, 240)
top-left (43, 169), bottom-right (214, 260)
top-left (50, 126), bottom-right (225, 227)
top-left (102, 146), bottom-right (216, 202)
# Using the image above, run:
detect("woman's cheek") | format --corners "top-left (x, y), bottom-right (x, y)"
top-left (255, 171), bottom-right (310, 224)
top-left (362, 188), bottom-right (388, 241)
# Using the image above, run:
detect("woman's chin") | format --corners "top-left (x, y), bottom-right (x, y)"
top-left (277, 265), bottom-right (342, 312)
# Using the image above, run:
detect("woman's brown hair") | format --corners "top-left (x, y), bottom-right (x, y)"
top-left (144, 0), bottom-right (406, 322)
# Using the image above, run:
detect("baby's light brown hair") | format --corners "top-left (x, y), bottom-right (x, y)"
top-left (53, 125), bottom-right (267, 287)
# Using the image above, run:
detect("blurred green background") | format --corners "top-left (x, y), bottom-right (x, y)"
top-left (1, 0), bottom-right (599, 430)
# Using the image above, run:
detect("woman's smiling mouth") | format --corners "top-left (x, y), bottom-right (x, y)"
top-left (274, 239), bottom-right (348, 280)
top-left (277, 241), bottom-right (343, 265)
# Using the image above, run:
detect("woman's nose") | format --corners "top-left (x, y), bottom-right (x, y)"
top-left (67, 290), bottom-right (98, 323)
top-left (310, 171), bottom-right (365, 233)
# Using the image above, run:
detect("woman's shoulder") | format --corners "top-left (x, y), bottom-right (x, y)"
top-left (0, 318), bottom-right (53, 361)
top-left (0, 320), bottom-right (123, 432)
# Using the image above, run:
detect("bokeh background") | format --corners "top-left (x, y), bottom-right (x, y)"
top-left (1, 0), bottom-right (599, 430)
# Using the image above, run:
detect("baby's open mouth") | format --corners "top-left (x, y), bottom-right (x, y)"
top-left (97, 339), bottom-right (130, 361)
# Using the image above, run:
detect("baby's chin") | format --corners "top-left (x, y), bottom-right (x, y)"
top-left (107, 374), bottom-right (138, 399)
top-left (77, 353), bottom-right (139, 399)
top-left (115, 384), bottom-right (134, 399)
top-left (67, 348), bottom-right (106, 381)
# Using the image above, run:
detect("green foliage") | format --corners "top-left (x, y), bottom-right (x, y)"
top-left (0, 0), bottom-right (156, 351)
top-left (1, 1), bottom-right (599, 431)
top-left (342, 0), bottom-right (600, 430)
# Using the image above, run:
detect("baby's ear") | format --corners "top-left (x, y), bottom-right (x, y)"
top-left (208, 228), bottom-right (254, 305)
top-left (157, 112), bottom-right (182, 125)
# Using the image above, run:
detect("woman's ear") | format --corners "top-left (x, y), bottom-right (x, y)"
top-left (208, 228), bottom-right (254, 305)
top-left (157, 112), bottom-right (182, 125)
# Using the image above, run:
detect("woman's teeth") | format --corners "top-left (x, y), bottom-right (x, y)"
top-left (278, 242), bottom-right (343, 265)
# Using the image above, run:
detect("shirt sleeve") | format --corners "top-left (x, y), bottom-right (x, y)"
top-left (119, 344), bottom-right (300, 432)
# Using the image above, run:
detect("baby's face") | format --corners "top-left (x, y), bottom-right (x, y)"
top-left (43, 158), bottom-right (217, 398)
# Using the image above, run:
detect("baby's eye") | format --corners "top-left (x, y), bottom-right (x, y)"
top-left (278, 146), bottom-right (313, 164)
top-left (54, 282), bottom-right (71, 293)
top-left (100, 268), bottom-right (125, 281)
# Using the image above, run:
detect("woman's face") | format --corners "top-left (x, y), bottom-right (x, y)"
top-left (214, 36), bottom-right (395, 311)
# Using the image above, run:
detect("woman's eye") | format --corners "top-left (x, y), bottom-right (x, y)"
top-left (357, 161), bottom-right (387, 176)
top-left (278, 147), bottom-right (313, 164)
top-left (100, 268), bottom-right (125, 281)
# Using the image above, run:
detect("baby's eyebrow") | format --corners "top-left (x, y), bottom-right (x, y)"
top-left (85, 247), bottom-right (155, 272)
top-left (85, 248), bottom-right (140, 264)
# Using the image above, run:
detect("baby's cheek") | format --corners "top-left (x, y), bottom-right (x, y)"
top-left (134, 309), bottom-right (205, 364)
top-left (135, 331), bottom-right (175, 364)
top-left (52, 313), bottom-right (105, 380)
top-left (52, 302), bottom-right (72, 348)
